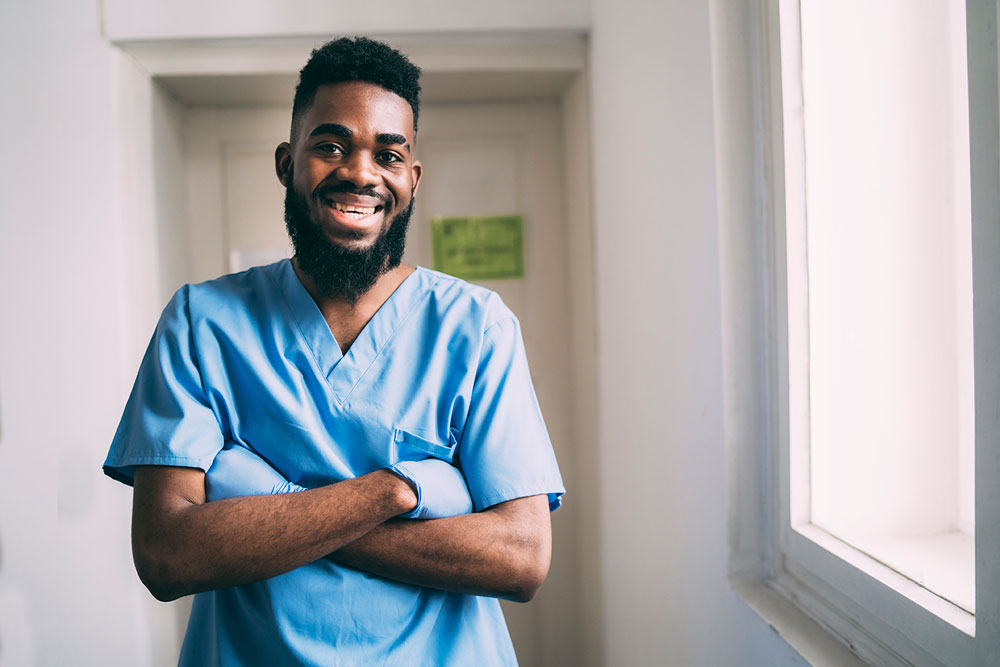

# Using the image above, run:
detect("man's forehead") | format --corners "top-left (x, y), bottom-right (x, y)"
top-left (300, 81), bottom-right (414, 139)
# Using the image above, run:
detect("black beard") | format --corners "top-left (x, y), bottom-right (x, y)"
top-left (284, 175), bottom-right (412, 305)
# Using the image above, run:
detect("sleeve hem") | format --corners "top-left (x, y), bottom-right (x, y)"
top-left (475, 486), bottom-right (565, 513)
top-left (103, 454), bottom-right (217, 487)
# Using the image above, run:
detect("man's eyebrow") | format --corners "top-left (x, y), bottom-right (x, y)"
top-left (376, 133), bottom-right (409, 150)
top-left (308, 123), bottom-right (352, 139)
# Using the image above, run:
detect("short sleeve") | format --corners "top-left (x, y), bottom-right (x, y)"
top-left (103, 286), bottom-right (225, 485)
top-left (458, 317), bottom-right (565, 512)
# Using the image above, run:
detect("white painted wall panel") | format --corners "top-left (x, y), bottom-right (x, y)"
top-left (0, 0), bottom-right (155, 664)
top-left (102, 0), bottom-right (590, 43)
top-left (588, 0), bottom-right (806, 664)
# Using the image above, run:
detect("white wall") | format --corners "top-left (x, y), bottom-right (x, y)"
top-left (0, 0), bottom-right (818, 664)
top-left (102, 0), bottom-right (589, 42)
top-left (0, 0), bottom-right (157, 664)
top-left (588, 1), bottom-right (806, 664)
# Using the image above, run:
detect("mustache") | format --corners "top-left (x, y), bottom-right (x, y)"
top-left (314, 183), bottom-right (388, 205)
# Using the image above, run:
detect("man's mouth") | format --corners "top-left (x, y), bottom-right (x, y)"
top-left (328, 200), bottom-right (378, 216)
top-left (321, 197), bottom-right (385, 223)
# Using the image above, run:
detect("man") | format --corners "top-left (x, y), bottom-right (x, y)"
top-left (104, 37), bottom-right (564, 666)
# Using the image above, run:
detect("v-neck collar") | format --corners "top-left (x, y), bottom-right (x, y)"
top-left (271, 259), bottom-right (430, 406)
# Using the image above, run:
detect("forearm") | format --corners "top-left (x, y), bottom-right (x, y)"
top-left (132, 466), bottom-right (415, 601)
top-left (332, 494), bottom-right (551, 602)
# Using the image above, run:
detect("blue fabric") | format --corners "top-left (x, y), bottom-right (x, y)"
top-left (207, 442), bottom-right (474, 519)
top-left (206, 442), bottom-right (308, 499)
top-left (104, 260), bottom-right (564, 667)
top-left (387, 458), bottom-right (474, 519)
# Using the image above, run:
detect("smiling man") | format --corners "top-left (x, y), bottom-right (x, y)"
top-left (103, 38), bottom-right (564, 666)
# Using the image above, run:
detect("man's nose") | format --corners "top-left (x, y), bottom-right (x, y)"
top-left (334, 151), bottom-right (380, 188)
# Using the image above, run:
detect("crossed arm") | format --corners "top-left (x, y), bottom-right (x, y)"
top-left (131, 458), bottom-right (551, 603)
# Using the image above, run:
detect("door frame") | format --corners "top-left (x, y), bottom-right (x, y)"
top-left (114, 33), bottom-right (601, 667)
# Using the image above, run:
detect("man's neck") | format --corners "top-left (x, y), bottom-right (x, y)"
top-left (292, 259), bottom-right (416, 354)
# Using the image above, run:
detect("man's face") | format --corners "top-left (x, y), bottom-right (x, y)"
top-left (275, 81), bottom-right (422, 300)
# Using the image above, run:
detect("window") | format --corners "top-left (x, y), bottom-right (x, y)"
top-left (723, 0), bottom-right (1000, 664)
top-left (788, 0), bottom-right (975, 619)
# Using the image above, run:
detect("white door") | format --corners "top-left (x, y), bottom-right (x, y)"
top-left (183, 99), bottom-right (578, 667)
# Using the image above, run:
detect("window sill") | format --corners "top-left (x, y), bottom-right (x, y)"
top-left (806, 524), bottom-right (975, 616)
top-left (732, 577), bottom-right (868, 667)
top-left (735, 524), bottom-right (976, 667)
top-left (790, 524), bottom-right (975, 638)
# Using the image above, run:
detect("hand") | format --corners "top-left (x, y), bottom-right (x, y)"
top-left (206, 442), bottom-right (305, 501)
top-left (387, 458), bottom-right (474, 520)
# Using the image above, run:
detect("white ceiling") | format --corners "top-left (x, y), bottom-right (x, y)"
top-left (157, 70), bottom-right (576, 108)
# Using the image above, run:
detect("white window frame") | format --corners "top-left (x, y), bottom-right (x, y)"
top-left (718, 1), bottom-right (1000, 664)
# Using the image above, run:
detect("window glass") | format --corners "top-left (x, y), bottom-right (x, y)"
top-left (796, 0), bottom-right (974, 613)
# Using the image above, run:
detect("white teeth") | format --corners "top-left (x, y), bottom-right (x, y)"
top-left (330, 201), bottom-right (376, 215)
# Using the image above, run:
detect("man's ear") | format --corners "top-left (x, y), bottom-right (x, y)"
top-left (410, 160), bottom-right (423, 196)
top-left (275, 143), bottom-right (292, 186)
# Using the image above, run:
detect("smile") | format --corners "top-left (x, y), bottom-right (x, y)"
top-left (328, 201), bottom-right (377, 216)
top-left (322, 197), bottom-right (385, 221)
top-left (319, 196), bottom-right (388, 232)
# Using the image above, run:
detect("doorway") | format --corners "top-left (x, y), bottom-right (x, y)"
top-left (120, 37), bottom-right (596, 667)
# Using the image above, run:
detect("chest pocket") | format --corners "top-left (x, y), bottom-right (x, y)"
top-left (391, 428), bottom-right (457, 464)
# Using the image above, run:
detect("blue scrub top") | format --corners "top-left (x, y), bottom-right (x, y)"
top-left (104, 260), bottom-right (564, 666)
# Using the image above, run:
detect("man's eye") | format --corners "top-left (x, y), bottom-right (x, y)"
top-left (316, 144), bottom-right (342, 154)
top-left (378, 152), bottom-right (403, 164)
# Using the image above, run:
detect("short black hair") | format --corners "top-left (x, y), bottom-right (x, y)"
top-left (291, 37), bottom-right (422, 141)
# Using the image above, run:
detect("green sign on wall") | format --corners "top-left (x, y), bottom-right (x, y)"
top-left (430, 214), bottom-right (524, 281)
